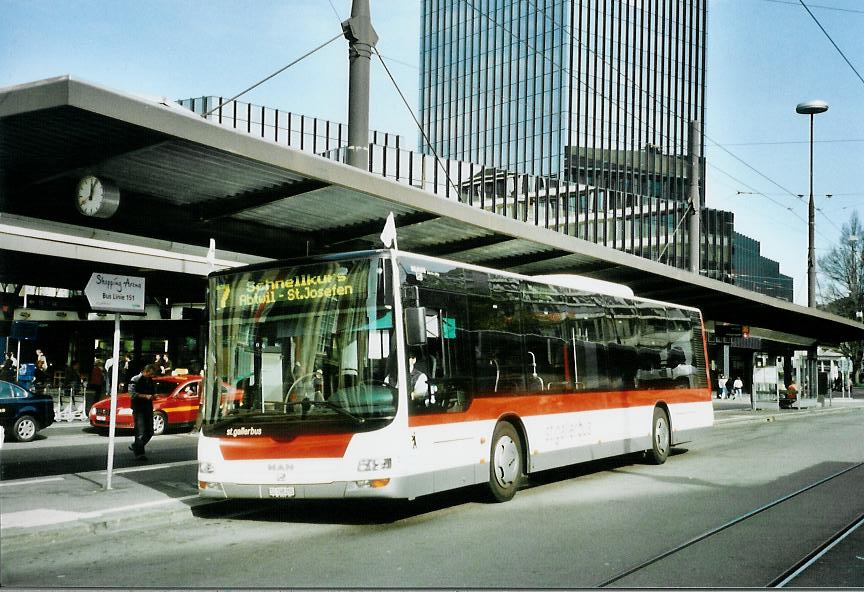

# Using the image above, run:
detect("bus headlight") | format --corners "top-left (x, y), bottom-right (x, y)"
top-left (358, 458), bottom-right (391, 472)
top-left (354, 479), bottom-right (391, 489)
top-left (199, 461), bottom-right (215, 474)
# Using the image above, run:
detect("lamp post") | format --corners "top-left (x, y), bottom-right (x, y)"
top-left (795, 99), bottom-right (828, 308)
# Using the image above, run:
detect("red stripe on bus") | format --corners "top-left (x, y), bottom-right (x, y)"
top-left (408, 388), bottom-right (710, 427)
top-left (219, 433), bottom-right (353, 460)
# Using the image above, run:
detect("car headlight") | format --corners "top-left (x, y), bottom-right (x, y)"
top-left (358, 458), bottom-right (391, 472)
top-left (118, 408), bottom-right (133, 416)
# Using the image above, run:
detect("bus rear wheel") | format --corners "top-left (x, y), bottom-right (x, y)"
top-left (487, 422), bottom-right (523, 502)
top-left (647, 407), bottom-right (670, 465)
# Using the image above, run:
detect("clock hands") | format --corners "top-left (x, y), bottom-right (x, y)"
top-left (76, 176), bottom-right (118, 217)
top-left (79, 178), bottom-right (96, 207)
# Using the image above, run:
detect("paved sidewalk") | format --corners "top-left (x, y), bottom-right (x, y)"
top-left (0, 459), bottom-right (220, 550)
top-left (2, 395), bottom-right (863, 550)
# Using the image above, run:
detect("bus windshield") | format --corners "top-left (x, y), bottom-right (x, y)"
top-left (202, 256), bottom-right (397, 435)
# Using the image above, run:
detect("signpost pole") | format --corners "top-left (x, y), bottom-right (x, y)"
top-left (83, 272), bottom-right (145, 491)
top-left (105, 312), bottom-right (121, 490)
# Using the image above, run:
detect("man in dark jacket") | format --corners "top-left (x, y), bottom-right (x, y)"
top-left (128, 364), bottom-right (159, 460)
top-left (1, 352), bottom-right (16, 382)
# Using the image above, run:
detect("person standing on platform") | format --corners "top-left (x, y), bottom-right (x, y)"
top-left (161, 353), bottom-right (172, 375)
top-left (104, 356), bottom-right (114, 395)
top-left (35, 349), bottom-right (47, 369)
top-left (1, 352), bottom-right (16, 382)
top-left (128, 364), bottom-right (159, 460)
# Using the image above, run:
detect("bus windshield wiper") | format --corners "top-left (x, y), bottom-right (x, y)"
top-left (286, 398), bottom-right (365, 424)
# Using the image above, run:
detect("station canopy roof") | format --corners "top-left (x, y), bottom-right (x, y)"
top-left (1, 76), bottom-right (862, 346)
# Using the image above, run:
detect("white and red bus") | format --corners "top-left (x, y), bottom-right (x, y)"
top-left (198, 250), bottom-right (713, 502)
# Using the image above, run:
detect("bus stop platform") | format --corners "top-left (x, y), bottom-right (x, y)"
top-left (1, 393), bottom-right (864, 551)
top-left (713, 389), bottom-right (864, 424)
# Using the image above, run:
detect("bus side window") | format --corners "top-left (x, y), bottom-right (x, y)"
top-left (572, 340), bottom-right (609, 391)
top-left (411, 287), bottom-right (474, 414)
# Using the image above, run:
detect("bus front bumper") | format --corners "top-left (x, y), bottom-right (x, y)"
top-left (198, 476), bottom-right (411, 500)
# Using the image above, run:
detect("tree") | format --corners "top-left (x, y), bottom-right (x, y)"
top-left (819, 211), bottom-right (864, 383)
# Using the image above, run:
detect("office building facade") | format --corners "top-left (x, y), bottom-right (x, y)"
top-left (419, 0), bottom-right (792, 303)
top-left (419, 0), bottom-right (706, 190)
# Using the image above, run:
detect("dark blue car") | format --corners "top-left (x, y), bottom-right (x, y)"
top-left (0, 380), bottom-right (55, 442)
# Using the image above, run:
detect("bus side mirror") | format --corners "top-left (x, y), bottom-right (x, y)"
top-left (405, 307), bottom-right (427, 346)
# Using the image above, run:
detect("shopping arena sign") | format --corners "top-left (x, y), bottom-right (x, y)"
top-left (84, 273), bottom-right (145, 314)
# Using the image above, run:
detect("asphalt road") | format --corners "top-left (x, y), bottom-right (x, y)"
top-left (0, 422), bottom-right (197, 481)
top-left (2, 411), bottom-right (863, 588)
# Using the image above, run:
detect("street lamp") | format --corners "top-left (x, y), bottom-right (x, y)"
top-left (796, 99), bottom-right (828, 308)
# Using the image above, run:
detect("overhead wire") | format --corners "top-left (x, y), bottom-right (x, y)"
top-left (705, 134), bottom-right (803, 203)
top-left (321, 1), bottom-right (461, 197)
top-left (798, 0), bottom-right (864, 89)
top-left (707, 163), bottom-right (807, 225)
top-left (705, 134), bottom-right (847, 236)
top-left (722, 139), bottom-right (864, 146)
top-left (372, 46), bottom-right (463, 199)
top-left (203, 32), bottom-right (344, 117)
top-left (710, 160), bottom-right (837, 245)
top-left (762, 0), bottom-right (864, 14)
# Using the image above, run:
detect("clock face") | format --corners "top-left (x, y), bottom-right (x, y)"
top-left (76, 175), bottom-right (119, 217)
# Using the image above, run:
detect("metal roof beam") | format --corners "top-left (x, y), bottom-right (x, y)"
top-left (485, 249), bottom-right (572, 270)
top-left (320, 211), bottom-right (439, 248)
top-left (199, 179), bottom-right (328, 222)
top-left (418, 235), bottom-right (513, 258)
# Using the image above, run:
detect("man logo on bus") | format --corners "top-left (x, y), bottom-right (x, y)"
top-left (267, 463), bottom-right (294, 472)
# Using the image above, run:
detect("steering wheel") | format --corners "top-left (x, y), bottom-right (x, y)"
top-left (284, 372), bottom-right (316, 404)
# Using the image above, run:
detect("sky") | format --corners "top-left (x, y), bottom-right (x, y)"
top-left (1, 0), bottom-right (862, 307)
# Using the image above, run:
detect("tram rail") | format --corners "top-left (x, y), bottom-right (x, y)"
top-left (768, 510), bottom-right (864, 587)
top-left (597, 461), bottom-right (864, 588)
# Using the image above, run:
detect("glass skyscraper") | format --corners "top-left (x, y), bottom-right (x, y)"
top-left (416, 0), bottom-right (792, 303)
top-left (419, 0), bottom-right (706, 193)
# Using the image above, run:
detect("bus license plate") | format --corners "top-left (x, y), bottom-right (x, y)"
top-left (268, 486), bottom-right (295, 498)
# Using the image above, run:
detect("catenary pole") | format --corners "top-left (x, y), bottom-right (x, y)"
top-left (343, 0), bottom-right (378, 170)
top-left (688, 120), bottom-right (702, 274)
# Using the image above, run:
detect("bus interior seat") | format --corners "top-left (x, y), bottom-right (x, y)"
top-left (667, 347), bottom-right (686, 368)
top-left (638, 347), bottom-right (662, 370)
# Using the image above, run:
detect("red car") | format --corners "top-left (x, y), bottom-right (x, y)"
top-left (89, 375), bottom-right (202, 436)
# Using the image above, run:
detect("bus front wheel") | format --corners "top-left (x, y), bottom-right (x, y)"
top-left (487, 422), bottom-right (523, 502)
top-left (647, 407), bottom-right (671, 465)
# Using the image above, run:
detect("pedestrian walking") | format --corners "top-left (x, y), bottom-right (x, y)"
top-left (732, 376), bottom-right (743, 399)
top-left (128, 364), bottom-right (159, 460)
top-left (718, 374), bottom-right (728, 399)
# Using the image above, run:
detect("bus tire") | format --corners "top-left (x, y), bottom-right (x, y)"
top-left (487, 422), bottom-right (523, 502)
top-left (648, 407), bottom-right (670, 465)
